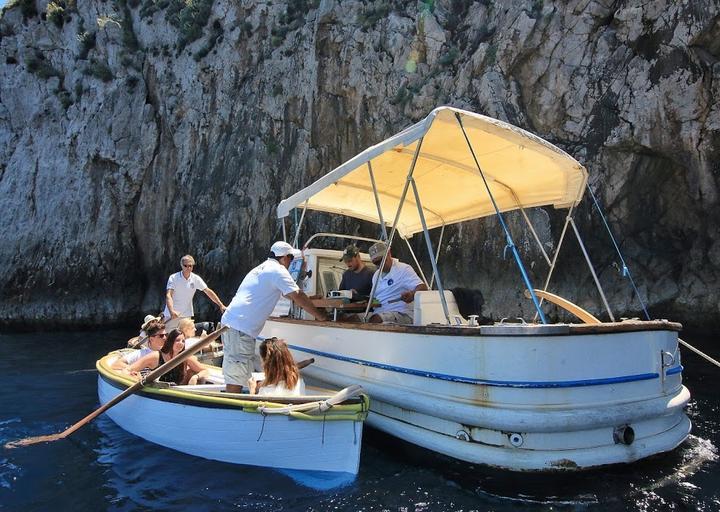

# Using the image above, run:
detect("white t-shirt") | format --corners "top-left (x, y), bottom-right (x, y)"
top-left (221, 259), bottom-right (300, 338)
top-left (258, 377), bottom-right (306, 397)
top-left (163, 271), bottom-right (208, 319)
top-left (372, 259), bottom-right (423, 315)
top-left (122, 347), bottom-right (154, 365)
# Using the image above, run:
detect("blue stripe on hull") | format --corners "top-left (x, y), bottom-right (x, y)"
top-left (287, 344), bottom-right (683, 389)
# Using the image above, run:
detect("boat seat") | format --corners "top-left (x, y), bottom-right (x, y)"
top-left (413, 290), bottom-right (465, 326)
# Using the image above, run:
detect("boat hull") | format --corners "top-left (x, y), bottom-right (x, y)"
top-left (262, 318), bottom-right (690, 471)
top-left (96, 360), bottom-right (364, 476)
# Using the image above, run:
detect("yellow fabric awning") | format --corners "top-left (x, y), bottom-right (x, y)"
top-left (277, 107), bottom-right (588, 237)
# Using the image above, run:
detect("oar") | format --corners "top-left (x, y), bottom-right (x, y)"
top-left (296, 358), bottom-right (314, 370)
top-left (5, 326), bottom-right (228, 449)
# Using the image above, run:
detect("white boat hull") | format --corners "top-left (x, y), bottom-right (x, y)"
top-left (262, 318), bottom-right (690, 471)
top-left (97, 366), bottom-right (364, 477)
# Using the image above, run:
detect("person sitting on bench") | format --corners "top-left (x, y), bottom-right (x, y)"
top-left (367, 241), bottom-right (427, 324)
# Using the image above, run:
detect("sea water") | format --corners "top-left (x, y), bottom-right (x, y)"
top-left (1, 330), bottom-right (719, 511)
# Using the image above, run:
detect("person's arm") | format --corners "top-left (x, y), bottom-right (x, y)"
top-left (203, 287), bottom-right (227, 312)
top-left (125, 352), bottom-right (160, 376)
top-left (185, 355), bottom-right (207, 373)
top-left (185, 356), bottom-right (209, 385)
top-left (286, 290), bottom-right (328, 321)
top-left (400, 283), bottom-right (429, 303)
top-left (165, 289), bottom-right (179, 319)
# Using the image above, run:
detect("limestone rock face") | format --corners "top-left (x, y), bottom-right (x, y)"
top-left (0, 0), bottom-right (717, 330)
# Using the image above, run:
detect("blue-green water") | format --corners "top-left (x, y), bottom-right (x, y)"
top-left (1, 330), bottom-right (718, 511)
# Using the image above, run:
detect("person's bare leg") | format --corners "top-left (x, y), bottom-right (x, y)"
top-left (226, 384), bottom-right (244, 393)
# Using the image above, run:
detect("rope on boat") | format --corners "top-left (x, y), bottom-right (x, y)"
top-left (455, 112), bottom-right (548, 324)
top-left (587, 185), bottom-right (651, 320)
top-left (588, 185), bottom-right (720, 370)
top-left (679, 338), bottom-right (720, 370)
top-left (257, 385), bottom-right (365, 416)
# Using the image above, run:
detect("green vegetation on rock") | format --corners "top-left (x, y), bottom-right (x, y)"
top-left (166, 0), bottom-right (214, 50)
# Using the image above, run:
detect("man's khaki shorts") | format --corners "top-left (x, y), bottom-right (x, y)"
top-left (222, 327), bottom-right (257, 387)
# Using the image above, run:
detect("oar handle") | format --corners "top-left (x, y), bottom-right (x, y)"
top-left (297, 358), bottom-right (314, 370)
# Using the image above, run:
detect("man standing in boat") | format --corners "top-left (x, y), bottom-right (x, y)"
top-left (367, 241), bottom-right (427, 324)
top-left (338, 244), bottom-right (374, 298)
top-left (163, 255), bottom-right (227, 322)
top-left (221, 241), bottom-right (328, 393)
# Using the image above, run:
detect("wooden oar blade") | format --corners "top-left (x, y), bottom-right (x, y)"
top-left (5, 432), bottom-right (64, 449)
top-left (5, 326), bottom-right (228, 449)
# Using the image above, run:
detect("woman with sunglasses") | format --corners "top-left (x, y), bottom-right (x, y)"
top-left (125, 328), bottom-right (209, 385)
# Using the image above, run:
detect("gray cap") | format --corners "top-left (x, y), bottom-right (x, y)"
top-left (368, 241), bottom-right (388, 262)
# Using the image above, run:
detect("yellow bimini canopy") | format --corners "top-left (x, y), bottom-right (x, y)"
top-left (277, 107), bottom-right (588, 237)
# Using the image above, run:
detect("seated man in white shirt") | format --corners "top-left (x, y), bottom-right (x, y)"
top-left (367, 241), bottom-right (428, 324)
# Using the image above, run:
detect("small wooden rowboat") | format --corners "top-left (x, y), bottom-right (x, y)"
top-left (97, 352), bottom-right (368, 480)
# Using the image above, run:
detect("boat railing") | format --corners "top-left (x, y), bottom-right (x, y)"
top-left (302, 232), bottom-right (381, 251)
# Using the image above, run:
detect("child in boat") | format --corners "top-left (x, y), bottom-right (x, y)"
top-left (248, 337), bottom-right (305, 396)
top-left (125, 328), bottom-right (209, 385)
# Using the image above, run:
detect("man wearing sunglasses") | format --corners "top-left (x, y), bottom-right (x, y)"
top-left (221, 241), bottom-right (328, 393)
top-left (163, 254), bottom-right (227, 322)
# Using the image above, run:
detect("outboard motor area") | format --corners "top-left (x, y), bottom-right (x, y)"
top-left (613, 425), bottom-right (635, 445)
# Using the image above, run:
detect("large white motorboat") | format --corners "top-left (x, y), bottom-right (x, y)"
top-left (260, 106), bottom-right (690, 471)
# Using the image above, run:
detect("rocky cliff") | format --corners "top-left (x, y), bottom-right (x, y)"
top-left (0, 0), bottom-right (718, 331)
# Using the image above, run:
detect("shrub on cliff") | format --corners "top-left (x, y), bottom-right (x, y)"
top-left (83, 59), bottom-right (113, 82)
top-left (26, 53), bottom-right (62, 79)
top-left (166, 0), bottom-right (213, 50)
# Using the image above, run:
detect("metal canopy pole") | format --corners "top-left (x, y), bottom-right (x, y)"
top-left (411, 177), bottom-right (450, 323)
top-left (533, 206), bottom-right (574, 323)
top-left (363, 137), bottom-right (425, 322)
top-left (368, 162), bottom-right (388, 241)
top-left (429, 224), bottom-right (445, 289)
top-left (292, 200), bottom-right (309, 248)
top-left (403, 237), bottom-right (430, 286)
top-left (569, 217), bottom-right (616, 322)
top-left (454, 112), bottom-right (548, 324)
top-left (281, 217), bottom-right (287, 242)
top-left (518, 206), bottom-right (552, 266)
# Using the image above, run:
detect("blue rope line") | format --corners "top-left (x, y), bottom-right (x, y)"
top-left (587, 185), bottom-right (651, 320)
top-left (454, 112), bottom-right (547, 324)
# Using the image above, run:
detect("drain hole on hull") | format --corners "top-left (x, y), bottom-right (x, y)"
top-left (613, 425), bottom-right (635, 445)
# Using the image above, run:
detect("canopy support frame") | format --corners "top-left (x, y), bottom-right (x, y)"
top-left (533, 206), bottom-right (574, 323)
top-left (455, 111), bottom-right (548, 324)
top-left (363, 137), bottom-right (425, 322)
top-left (403, 237), bottom-right (430, 287)
top-left (367, 162), bottom-right (388, 241)
top-left (518, 205), bottom-right (552, 266)
top-left (292, 200), bottom-right (309, 248)
top-left (569, 217), bottom-right (616, 322)
top-left (410, 176), bottom-right (451, 323)
top-left (429, 224), bottom-right (446, 289)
